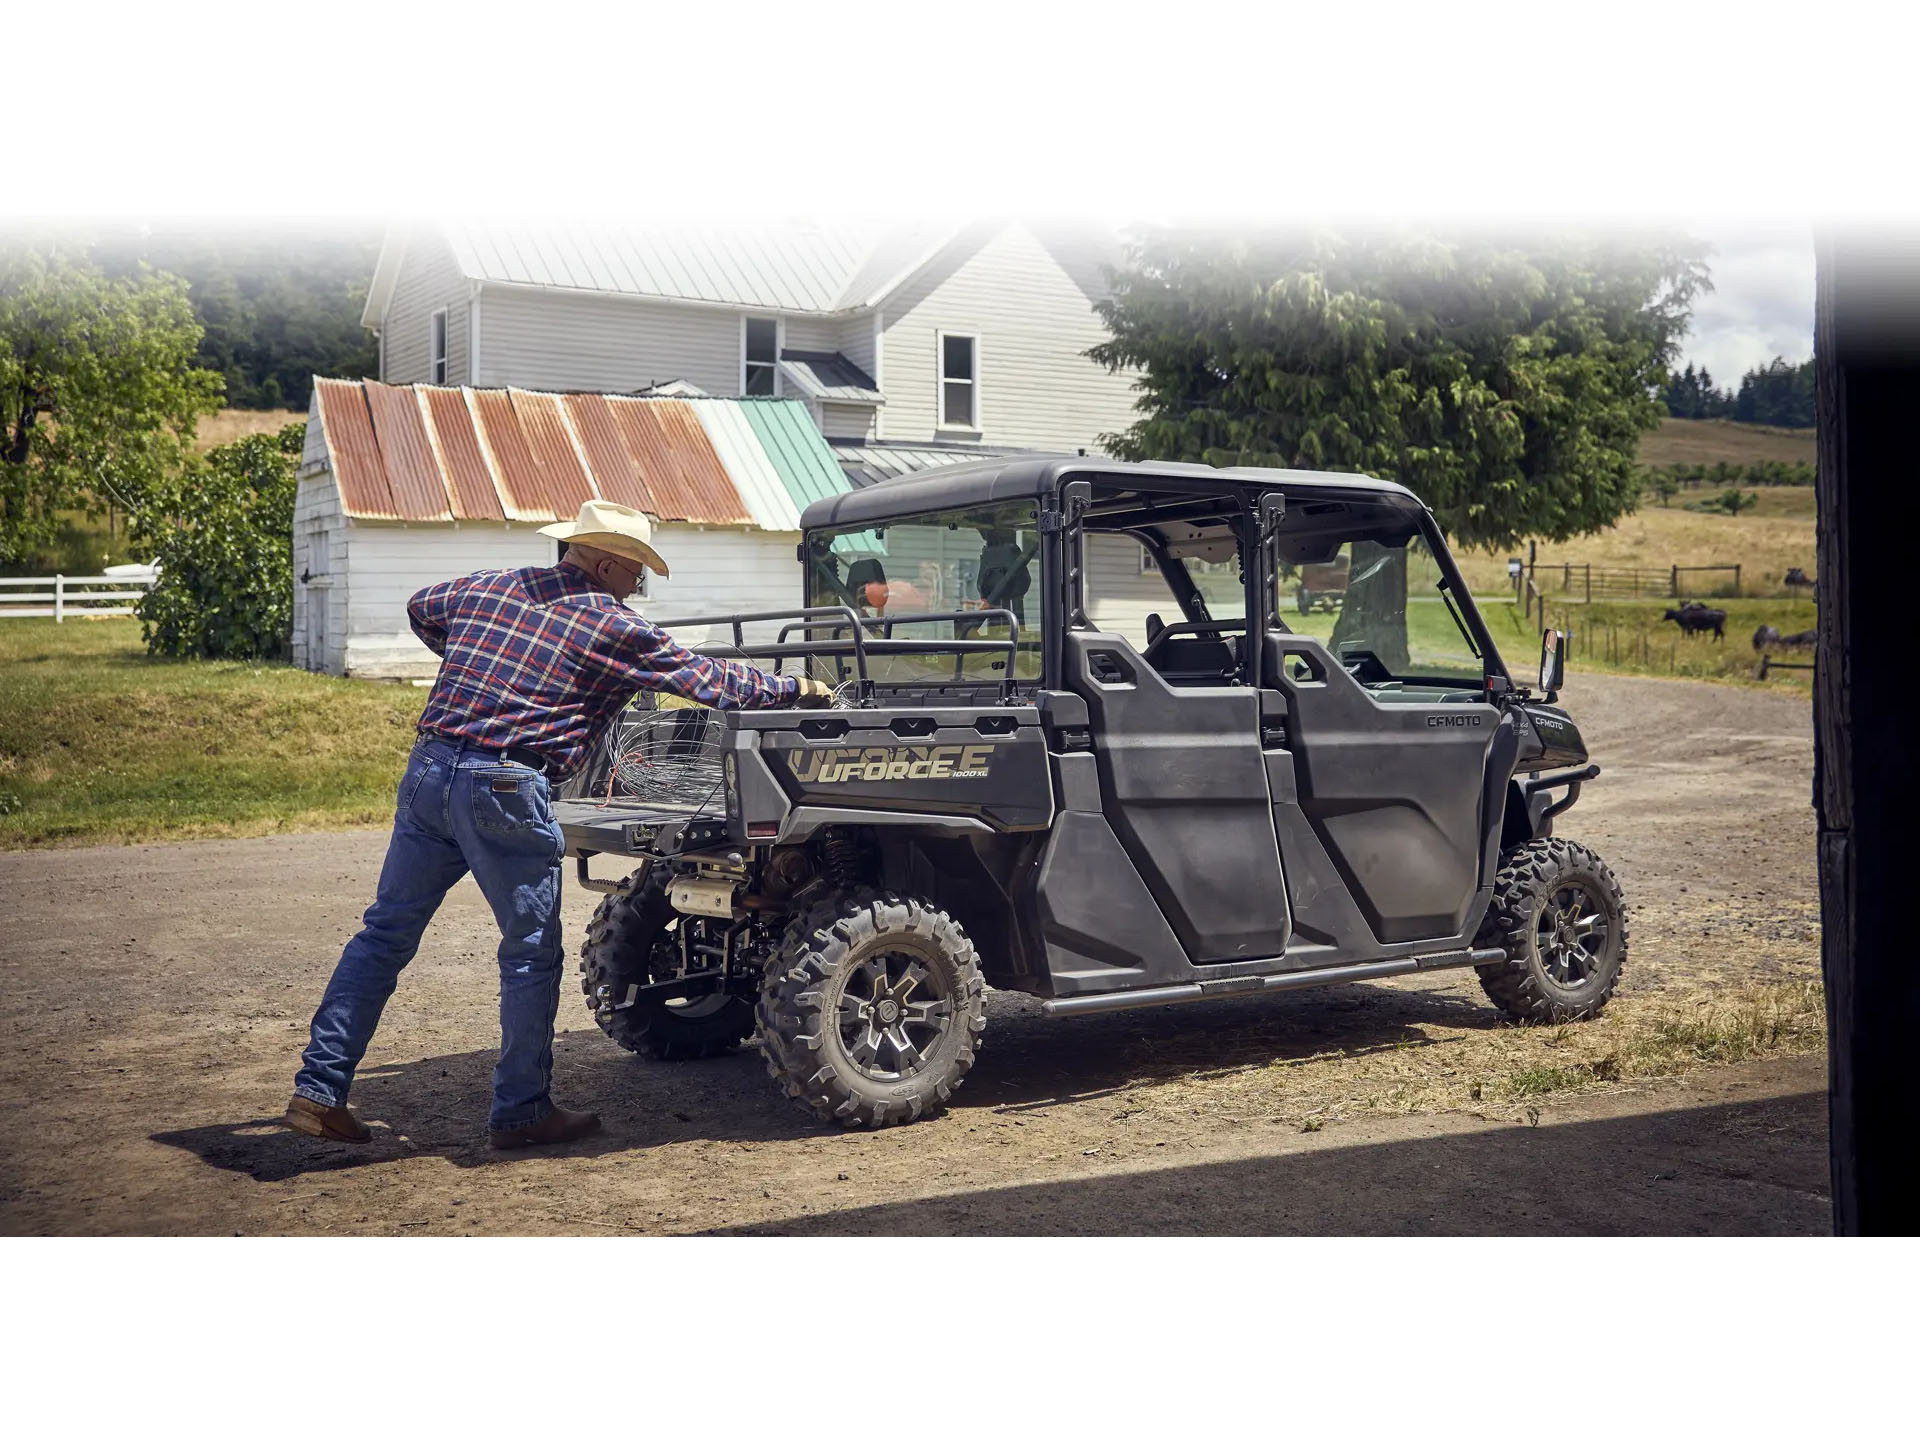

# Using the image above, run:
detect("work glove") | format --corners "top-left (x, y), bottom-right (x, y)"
top-left (793, 677), bottom-right (838, 709)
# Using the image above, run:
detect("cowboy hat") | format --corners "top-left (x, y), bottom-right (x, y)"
top-left (539, 499), bottom-right (670, 578)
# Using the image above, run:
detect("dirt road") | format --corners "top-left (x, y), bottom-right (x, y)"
top-left (0, 672), bottom-right (1825, 1235)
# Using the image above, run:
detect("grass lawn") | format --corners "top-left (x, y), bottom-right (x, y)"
top-left (0, 619), bottom-right (424, 849)
top-left (1483, 594), bottom-right (1818, 691)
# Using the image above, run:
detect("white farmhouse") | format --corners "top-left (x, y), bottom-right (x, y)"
top-left (359, 219), bottom-right (1142, 481)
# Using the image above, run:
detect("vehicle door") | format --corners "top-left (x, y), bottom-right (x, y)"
top-left (1062, 522), bottom-right (1292, 966)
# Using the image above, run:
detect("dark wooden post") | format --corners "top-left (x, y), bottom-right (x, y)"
top-left (1816, 231), bottom-right (1920, 1235)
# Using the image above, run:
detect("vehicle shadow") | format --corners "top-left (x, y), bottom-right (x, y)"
top-left (150, 977), bottom-right (1503, 1182)
top-left (704, 1089), bottom-right (1833, 1237)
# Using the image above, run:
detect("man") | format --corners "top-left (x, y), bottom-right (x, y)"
top-left (283, 499), bottom-right (833, 1150)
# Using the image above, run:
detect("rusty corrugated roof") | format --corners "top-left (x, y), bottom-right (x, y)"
top-left (310, 380), bottom-right (846, 530)
top-left (561, 393), bottom-right (654, 513)
top-left (313, 377), bottom-right (397, 519)
top-left (509, 388), bottom-right (598, 517)
top-left (606, 397), bottom-right (752, 526)
top-left (363, 381), bottom-right (453, 521)
top-left (418, 387), bottom-right (506, 521)
top-left (469, 387), bottom-right (555, 522)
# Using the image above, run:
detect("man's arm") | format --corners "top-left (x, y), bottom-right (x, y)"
top-left (407, 576), bottom-right (466, 657)
top-left (599, 613), bottom-right (803, 709)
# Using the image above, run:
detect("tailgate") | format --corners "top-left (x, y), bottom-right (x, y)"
top-left (551, 797), bottom-right (728, 859)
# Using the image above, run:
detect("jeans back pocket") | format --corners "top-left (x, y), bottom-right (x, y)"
top-left (470, 768), bottom-right (553, 841)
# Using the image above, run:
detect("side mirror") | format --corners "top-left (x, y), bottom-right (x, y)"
top-left (1539, 628), bottom-right (1566, 698)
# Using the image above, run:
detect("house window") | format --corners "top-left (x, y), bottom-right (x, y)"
top-left (743, 317), bottom-right (778, 396)
top-left (939, 332), bottom-right (977, 429)
top-left (429, 309), bottom-right (449, 384)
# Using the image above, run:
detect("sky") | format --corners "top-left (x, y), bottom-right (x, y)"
top-left (1680, 223), bottom-right (1817, 384)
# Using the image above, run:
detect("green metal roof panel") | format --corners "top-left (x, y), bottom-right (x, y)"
top-left (738, 398), bottom-right (853, 515)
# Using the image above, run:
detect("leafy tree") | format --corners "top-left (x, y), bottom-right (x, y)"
top-left (1719, 488), bottom-right (1758, 516)
top-left (1649, 471), bottom-right (1680, 507)
top-left (135, 423), bottom-right (303, 659)
top-left (1732, 356), bottom-right (1815, 428)
top-left (1089, 227), bottom-right (1709, 553)
top-left (1, 236), bottom-right (222, 567)
top-left (1663, 362), bottom-right (1735, 418)
top-left (92, 224), bottom-right (379, 411)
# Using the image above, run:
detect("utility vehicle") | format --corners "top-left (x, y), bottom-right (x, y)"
top-left (553, 457), bottom-right (1626, 1128)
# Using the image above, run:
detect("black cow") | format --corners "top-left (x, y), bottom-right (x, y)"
top-left (1664, 602), bottom-right (1727, 641)
top-left (1784, 567), bottom-right (1813, 588)
top-left (1754, 623), bottom-right (1817, 651)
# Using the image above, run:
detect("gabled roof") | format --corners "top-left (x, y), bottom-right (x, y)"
top-left (778, 351), bottom-right (882, 405)
top-left (308, 379), bottom-right (851, 529)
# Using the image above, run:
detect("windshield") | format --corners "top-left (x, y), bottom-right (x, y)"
top-left (803, 501), bottom-right (1044, 686)
top-left (1277, 516), bottom-right (1486, 686)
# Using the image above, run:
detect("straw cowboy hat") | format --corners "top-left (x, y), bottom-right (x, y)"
top-left (539, 499), bottom-right (670, 578)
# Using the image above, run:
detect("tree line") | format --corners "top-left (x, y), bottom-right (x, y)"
top-left (1662, 356), bottom-right (1815, 428)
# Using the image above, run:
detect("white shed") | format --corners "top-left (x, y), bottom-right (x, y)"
top-left (293, 378), bottom-right (859, 679)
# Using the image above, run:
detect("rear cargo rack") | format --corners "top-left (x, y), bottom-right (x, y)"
top-left (651, 604), bottom-right (1026, 702)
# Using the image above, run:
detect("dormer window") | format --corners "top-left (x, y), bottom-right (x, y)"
top-left (743, 317), bottom-right (779, 395)
top-left (939, 332), bottom-right (977, 429)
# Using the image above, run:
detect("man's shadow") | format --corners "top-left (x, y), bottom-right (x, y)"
top-left (152, 980), bottom-right (1500, 1182)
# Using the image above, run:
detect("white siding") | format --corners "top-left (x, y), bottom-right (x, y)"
top-left (878, 225), bottom-right (1138, 451)
top-left (475, 287), bottom-right (741, 394)
top-left (381, 231), bottom-right (470, 385)
top-left (324, 524), bottom-right (804, 679)
top-left (637, 527), bottom-right (803, 645)
top-left (839, 314), bottom-right (878, 384)
top-left (817, 401), bottom-right (876, 441)
top-left (339, 525), bottom-right (556, 679)
top-left (1084, 533), bottom-right (1179, 649)
top-left (781, 316), bottom-right (840, 353)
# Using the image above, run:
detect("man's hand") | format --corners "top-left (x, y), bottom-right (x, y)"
top-left (793, 677), bottom-right (838, 708)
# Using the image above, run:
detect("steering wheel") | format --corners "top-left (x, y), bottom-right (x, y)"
top-left (1140, 618), bottom-right (1248, 669)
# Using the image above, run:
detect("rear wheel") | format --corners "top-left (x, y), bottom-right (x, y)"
top-left (578, 867), bottom-right (756, 1060)
top-left (1474, 838), bottom-right (1628, 1023)
top-left (758, 889), bottom-right (986, 1128)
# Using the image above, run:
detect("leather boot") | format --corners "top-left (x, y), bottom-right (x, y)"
top-left (282, 1094), bottom-right (373, 1144)
top-left (488, 1105), bottom-right (602, 1150)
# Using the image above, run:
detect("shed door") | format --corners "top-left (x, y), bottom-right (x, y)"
top-left (299, 522), bottom-right (332, 672)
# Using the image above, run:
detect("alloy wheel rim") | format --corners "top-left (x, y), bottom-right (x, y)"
top-left (1536, 879), bottom-right (1610, 988)
top-left (835, 949), bottom-right (953, 1082)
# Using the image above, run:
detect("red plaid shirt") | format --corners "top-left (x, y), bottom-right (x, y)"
top-left (408, 564), bottom-right (798, 777)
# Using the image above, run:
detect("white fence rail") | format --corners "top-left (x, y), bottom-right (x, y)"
top-left (0, 574), bottom-right (155, 621)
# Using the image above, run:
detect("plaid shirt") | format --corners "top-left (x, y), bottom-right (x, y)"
top-left (408, 564), bottom-right (798, 778)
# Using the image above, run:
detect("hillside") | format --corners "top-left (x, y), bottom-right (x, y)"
top-left (1638, 417), bottom-right (1816, 467)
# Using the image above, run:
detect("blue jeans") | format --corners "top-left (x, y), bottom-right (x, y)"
top-left (294, 737), bottom-right (567, 1131)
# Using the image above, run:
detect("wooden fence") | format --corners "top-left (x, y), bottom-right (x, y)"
top-left (1531, 562), bottom-right (1743, 601)
top-left (0, 574), bottom-right (155, 620)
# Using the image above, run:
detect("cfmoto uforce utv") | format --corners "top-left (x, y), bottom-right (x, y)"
top-left (553, 458), bottom-right (1624, 1127)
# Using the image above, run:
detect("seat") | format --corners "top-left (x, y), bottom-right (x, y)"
top-left (1152, 636), bottom-right (1237, 685)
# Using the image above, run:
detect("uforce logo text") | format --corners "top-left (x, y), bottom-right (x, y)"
top-left (787, 743), bottom-right (999, 784)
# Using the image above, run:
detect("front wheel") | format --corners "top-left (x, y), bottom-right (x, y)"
top-left (758, 890), bottom-right (986, 1128)
top-left (1474, 838), bottom-right (1628, 1023)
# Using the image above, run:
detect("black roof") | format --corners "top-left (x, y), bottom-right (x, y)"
top-left (799, 454), bottom-right (1422, 530)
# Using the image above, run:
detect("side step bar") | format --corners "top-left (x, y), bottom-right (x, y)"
top-left (1041, 947), bottom-right (1507, 1019)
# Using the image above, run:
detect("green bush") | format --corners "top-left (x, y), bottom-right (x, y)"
top-left (134, 423), bottom-right (303, 659)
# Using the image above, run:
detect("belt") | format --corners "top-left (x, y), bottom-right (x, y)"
top-left (420, 733), bottom-right (555, 776)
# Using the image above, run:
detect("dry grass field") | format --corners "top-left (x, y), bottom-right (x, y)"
top-left (193, 407), bottom-right (305, 451)
top-left (1636, 417), bottom-right (1816, 468)
top-left (1453, 486), bottom-right (1817, 596)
